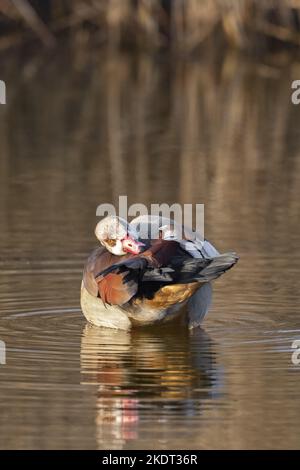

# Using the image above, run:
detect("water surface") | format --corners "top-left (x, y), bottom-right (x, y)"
top-left (0, 48), bottom-right (300, 449)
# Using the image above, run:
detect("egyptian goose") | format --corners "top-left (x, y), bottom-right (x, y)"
top-left (81, 215), bottom-right (238, 330)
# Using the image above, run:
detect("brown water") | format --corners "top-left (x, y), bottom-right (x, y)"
top-left (0, 47), bottom-right (300, 449)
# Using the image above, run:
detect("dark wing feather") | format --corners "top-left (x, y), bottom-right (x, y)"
top-left (93, 240), bottom-right (238, 306)
top-left (139, 240), bottom-right (238, 284)
top-left (95, 241), bottom-right (181, 293)
top-left (168, 252), bottom-right (239, 283)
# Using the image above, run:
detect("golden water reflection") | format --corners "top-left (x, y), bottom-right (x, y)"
top-left (81, 324), bottom-right (219, 450)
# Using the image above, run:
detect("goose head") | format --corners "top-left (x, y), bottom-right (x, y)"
top-left (95, 216), bottom-right (144, 256)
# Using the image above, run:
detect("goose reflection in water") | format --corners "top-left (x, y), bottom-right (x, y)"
top-left (80, 307), bottom-right (222, 449)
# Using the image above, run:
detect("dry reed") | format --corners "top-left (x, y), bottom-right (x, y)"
top-left (1, 0), bottom-right (300, 53)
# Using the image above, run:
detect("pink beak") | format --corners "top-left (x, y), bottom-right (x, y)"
top-left (122, 236), bottom-right (145, 255)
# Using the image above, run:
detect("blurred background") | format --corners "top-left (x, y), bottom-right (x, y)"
top-left (0, 0), bottom-right (300, 451)
top-left (3, 0), bottom-right (300, 54)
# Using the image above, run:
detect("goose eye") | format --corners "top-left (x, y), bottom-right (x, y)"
top-left (105, 238), bottom-right (117, 247)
